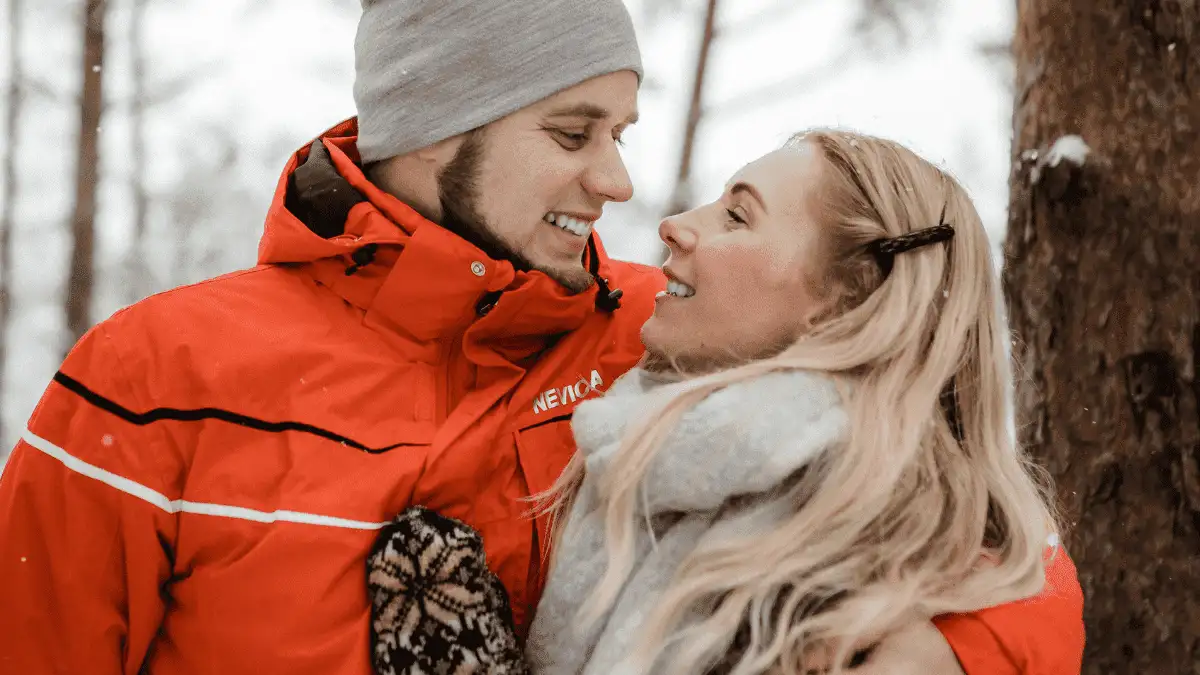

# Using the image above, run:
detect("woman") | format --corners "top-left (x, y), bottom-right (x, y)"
top-left (367, 130), bottom-right (1083, 674)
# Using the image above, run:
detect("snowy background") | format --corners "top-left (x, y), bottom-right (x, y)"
top-left (0, 0), bottom-right (1015, 459)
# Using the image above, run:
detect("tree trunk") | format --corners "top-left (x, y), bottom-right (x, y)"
top-left (1, 0), bottom-right (24, 447)
top-left (65, 0), bottom-right (107, 347)
top-left (1004, 2), bottom-right (1199, 672)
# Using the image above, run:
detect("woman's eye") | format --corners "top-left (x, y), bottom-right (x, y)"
top-left (725, 208), bottom-right (747, 228)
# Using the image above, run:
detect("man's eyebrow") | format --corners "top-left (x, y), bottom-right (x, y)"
top-left (545, 103), bottom-right (639, 125)
top-left (729, 181), bottom-right (768, 214)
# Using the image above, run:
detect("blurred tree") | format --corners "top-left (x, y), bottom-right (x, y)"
top-left (657, 0), bottom-right (941, 262)
top-left (1, 0), bottom-right (25, 446)
top-left (706, 0), bottom-right (936, 119)
top-left (977, 37), bottom-right (1014, 96)
top-left (65, 0), bottom-right (109, 349)
top-left (665, 0), bottom-right (718, 219)
top-left (123, 0), bottom-right (151, 305)
top-left (855, 0), bottom-right (936, 46)
top-left (161, 126), bottom-right (259, 289)
top-left (118, 0), bottom-right (215, 307)
top-left (1003, 2), bottom-right (1199, 672)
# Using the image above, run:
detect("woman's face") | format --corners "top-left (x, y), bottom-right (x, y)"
top-left (641, 143), bottom-right (828, 370)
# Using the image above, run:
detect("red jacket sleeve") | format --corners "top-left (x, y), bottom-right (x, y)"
top-left (0, 319), bottom-right (178, 674)
top-left (933, 545), bottom-right (1085, 675)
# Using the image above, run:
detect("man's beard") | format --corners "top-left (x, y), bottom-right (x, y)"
top-left (437, 130), bottom-right (594, 294)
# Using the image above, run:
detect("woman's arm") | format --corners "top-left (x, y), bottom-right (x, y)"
top-left (848, 620), bottom-right (966, 675)
top-left (788, 618), bottom-right (964, 675)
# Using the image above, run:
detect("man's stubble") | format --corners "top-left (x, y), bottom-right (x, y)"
top-left (437, 129), bottom-right (593, 294)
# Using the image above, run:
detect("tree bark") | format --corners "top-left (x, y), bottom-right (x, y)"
top-left (66, 0), bottom-right (107, 347)
top-left (1, 0), bottom-right (24, 446)
top-left (1004, 1), bottom-right (1199, 672)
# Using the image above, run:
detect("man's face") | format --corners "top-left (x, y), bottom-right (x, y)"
top-left (438, 70), bottom-right (639, 293)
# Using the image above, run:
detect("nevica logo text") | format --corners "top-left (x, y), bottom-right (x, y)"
top-left (532, 370), bottom-right (604, 414)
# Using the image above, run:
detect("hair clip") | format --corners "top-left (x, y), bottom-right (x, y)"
top-left (866, 203), bottom-right (955, 277)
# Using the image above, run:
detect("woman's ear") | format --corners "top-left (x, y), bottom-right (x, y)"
top-left (794, 274), bottom-right (838, 335)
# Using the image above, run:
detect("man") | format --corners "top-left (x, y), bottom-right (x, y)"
top-left (0, 2), bottom-right (1081, 674)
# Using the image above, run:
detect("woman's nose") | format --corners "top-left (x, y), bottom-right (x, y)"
top-left (659, 214), bottom-right (698, 252)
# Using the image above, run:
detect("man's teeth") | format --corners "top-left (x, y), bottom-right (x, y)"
top-left (544, 212), bottom-right (593, 237)
top-left (665, 280), bottom-right (695, 298)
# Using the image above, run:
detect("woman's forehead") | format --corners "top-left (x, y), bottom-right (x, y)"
top-left (731, 145), bottom-right (821, 215)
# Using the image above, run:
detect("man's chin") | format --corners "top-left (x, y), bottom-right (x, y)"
top-left (527, 259), bottom-right (594, 294)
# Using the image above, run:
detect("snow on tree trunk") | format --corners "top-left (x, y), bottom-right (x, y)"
top-left (66, 0), bottom-right (108, 349)
top-left (1004, 1), bottom-right (1199, 671)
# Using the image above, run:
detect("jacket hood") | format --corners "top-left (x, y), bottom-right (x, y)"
top-left (259, 118), bottom-right (429, 266)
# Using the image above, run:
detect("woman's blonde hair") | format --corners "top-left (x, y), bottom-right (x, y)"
top-left (540, 129), bottom-right (1058, 674)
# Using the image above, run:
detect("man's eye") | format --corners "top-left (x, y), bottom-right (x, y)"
top-left (553, 129), bottom-right (589, 147)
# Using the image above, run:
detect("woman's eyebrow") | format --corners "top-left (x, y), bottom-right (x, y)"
top-left (728, 181), bottom-right (768, 214)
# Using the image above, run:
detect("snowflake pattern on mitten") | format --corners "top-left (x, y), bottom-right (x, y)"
top-left (367, 506), bottom-right (530, 675)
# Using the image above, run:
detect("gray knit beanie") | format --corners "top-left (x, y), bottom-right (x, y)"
top-left (353, 1), bottom-right (643, 163)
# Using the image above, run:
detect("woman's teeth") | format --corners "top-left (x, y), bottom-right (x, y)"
top-left (665, 280), bottom-right (695, 297)
top-left (544, 212), bottom-right (593, 237)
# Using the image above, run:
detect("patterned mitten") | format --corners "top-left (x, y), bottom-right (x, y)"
top-left (367, 506), bottom-right (530, 675)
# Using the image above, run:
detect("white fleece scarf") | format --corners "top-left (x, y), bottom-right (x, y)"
top-left (526, 367), bottom-right (850, 675)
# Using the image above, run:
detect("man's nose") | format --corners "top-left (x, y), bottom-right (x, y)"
top-left (583, 141), bottom-right (634, 203)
